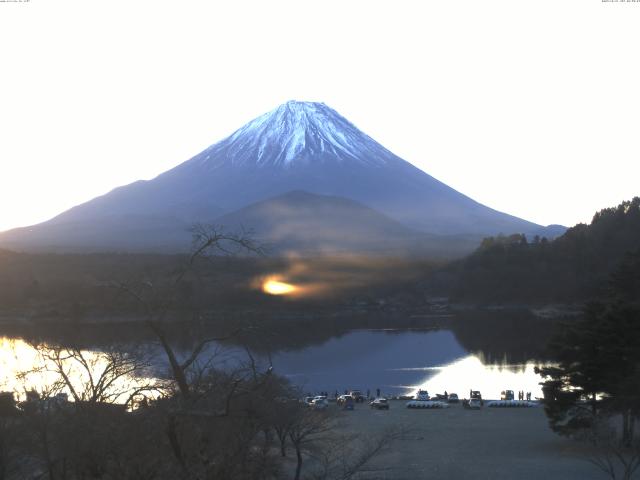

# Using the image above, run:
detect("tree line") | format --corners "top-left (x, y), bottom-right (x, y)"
top-left (447, 197), bottom-right (640, 304)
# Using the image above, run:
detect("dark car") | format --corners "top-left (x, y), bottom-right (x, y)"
top-left (370, 398), bottom-right (390, 410)
top-left (337, 395), bottom-right (355, 410)
top-left (433, 392), bottom-right (458, 403)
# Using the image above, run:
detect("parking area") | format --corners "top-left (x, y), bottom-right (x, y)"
top-left (335, 399), bottom-right (597, 480)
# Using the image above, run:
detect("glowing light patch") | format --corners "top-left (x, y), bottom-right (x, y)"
top-left (263, 279), bottom-right (297, 295)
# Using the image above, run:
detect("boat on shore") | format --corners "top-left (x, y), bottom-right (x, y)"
top-left (406, 390), bottom-right (449, 409)
top-left (486, 400), bottom-right (538, 408)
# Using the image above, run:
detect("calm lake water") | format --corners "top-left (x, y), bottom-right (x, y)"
top-left (264, 329), bottom-right (547, 399)
top-left (0, 327), bottom-right (549, 401)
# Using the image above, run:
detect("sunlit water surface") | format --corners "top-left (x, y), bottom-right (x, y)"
top-left (0, 329), bottom-right (549, 402)
top-left (266, 329), bottom-right (549, 399)
top-left (0, 337), bottom-right (157, 403)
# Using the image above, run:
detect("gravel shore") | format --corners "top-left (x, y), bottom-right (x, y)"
top-left (337, 400), bottom-right (598, 480)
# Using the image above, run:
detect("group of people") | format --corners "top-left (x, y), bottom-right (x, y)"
top-left (518, 391), bottom-right (531, 401)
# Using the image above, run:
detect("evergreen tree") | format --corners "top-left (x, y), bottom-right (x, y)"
top-left (537, 251), bottom-right (640, 445)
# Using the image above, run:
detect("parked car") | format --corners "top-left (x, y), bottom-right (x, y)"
top-left (338, 395), bottom-right (355, 410)
top-left (370, 398), bottom-right (390, 410)
top-left (349, 390), bottom-right (365, 403)
top-left (312, 398), bottom-right (329, 410)
top-left (304, 396), bottom-right (315, 406)
top-left (464, 398), bottom-right (482, 410)
top-left (433, 392), bottom-right (457, 402)
top-left (470, 390), bottom-right (483, 406)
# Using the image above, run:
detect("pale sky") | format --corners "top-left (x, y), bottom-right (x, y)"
top-left (1, 0), bottom-right (639, 232)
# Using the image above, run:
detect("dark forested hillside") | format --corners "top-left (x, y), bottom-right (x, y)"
top-left (449, 197), bottom-right (640, 303)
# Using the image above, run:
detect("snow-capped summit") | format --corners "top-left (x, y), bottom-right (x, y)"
top-left (197, 100), bottom-right (393, 168)
top-left (0, 100), bottom-right (558, 254)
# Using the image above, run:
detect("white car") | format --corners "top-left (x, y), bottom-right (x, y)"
top-left (466, 398), bottom-right (482, 409)
top-left (311, 398), bottom-right (329, 410)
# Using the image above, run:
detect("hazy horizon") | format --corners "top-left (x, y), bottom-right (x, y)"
top-left (1, 0), bottom-right (639, 232)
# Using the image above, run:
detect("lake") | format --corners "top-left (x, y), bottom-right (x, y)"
top-left (259, 329), bottom-right (547, 399)
top-left (0, 322), bottom-right (550, 401)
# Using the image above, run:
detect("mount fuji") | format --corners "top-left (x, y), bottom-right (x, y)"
top-left (0, 101), bottom-right (561, 255)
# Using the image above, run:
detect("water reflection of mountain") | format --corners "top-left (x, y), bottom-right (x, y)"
top-left (0, 309), bottom-right (559, 364)
top-left (269, 329), bottom-right (468, 395)
top-left (0, 318), bottom-right (356, 352)
top-left (449, 310), bottom-right (559, 363)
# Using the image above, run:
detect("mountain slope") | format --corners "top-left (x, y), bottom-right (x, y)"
top-left (214, 190), bottom-right (480, 257)
top-left (0, 214), bottom-right (190, 253)
top-left (0, 101), bottom-right (557, 253)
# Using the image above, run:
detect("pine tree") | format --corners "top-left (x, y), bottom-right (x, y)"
top-left (537, 251), bottom-right (640, 445)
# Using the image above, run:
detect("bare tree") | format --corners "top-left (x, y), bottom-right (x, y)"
top-left (272, 400), bottom-right (299, 458)
top-left (188, 223), bottom-right (263, 260)
top-left (309, 428), bottom-right (405, 480)
top-left (105, 225), bottom-right (269, 476)
top-left (0, 416), bottom-right (22, 480)
top-left (15, 343), bottom-right (165, 480)
top-left (26, 342), bottom-right (160, 409)
top-left (114, 224), bottom-right (263, 398)
top-left (11, 377), bottom-right (72, 480)
top-left (285, 407), bottom-right (405, 480)
top-left (581, 417), bottom-right (640, 480)
top-left (288, 409), bottom-right (334, 480)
